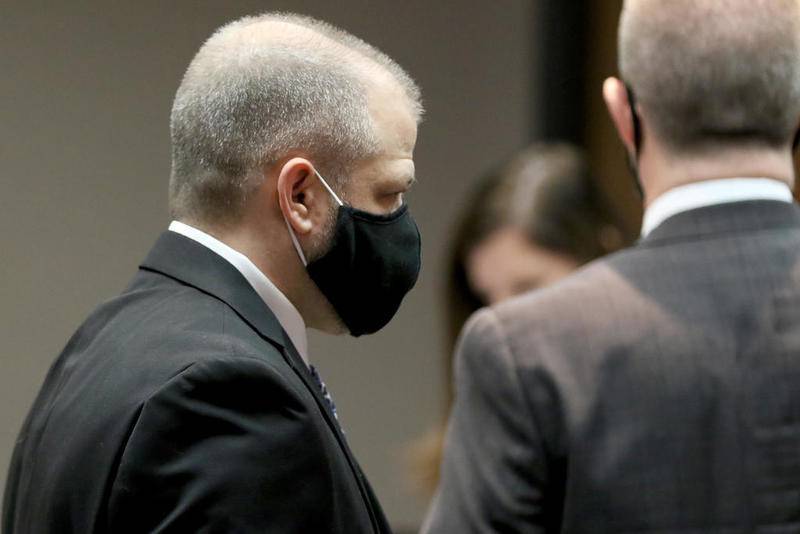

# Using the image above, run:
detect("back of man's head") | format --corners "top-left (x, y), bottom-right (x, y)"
top-left (169, 13), bottom-right (422, 226)
top-left (619, 0), bottom-right (800, 155)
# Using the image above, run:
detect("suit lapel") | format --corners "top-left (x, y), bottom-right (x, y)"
top-left (279, 335), bottom-right (384, 533)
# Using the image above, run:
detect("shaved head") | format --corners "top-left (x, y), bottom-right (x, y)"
top-left (619, 0), bottom-right (800, 154)
top-left (169, 13), bottom-right (422, 225)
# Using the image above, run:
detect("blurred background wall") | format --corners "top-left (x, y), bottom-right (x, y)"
top-left (0, 0), bottom-right (635, 530)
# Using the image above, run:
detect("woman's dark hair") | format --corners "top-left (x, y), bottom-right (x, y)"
top-left (445, 142), bottom-right (624, 357)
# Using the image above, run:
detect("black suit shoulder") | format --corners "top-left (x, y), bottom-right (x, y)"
top-left (107, 356), bottom-right (340, 533)
top-left (4, 268), bottom-right (377, 533)
top-left (4, 232), bottom-right (389, 534)
top-left (70, 269), bottom-right (299, 395)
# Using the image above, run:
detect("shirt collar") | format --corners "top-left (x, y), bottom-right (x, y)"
top-left (168, 221), bottom-right (309, 366)
top-left (641, 177), bottom-right (793, 237)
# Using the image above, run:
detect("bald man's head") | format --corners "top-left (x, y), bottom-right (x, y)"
top-left (619, 0), bottom-right (800, 155)
top-left (169, 13), bottom-right (422, 225)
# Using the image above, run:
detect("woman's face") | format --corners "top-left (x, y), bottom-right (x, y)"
top-left (466, 226), bottom-right (580, 305)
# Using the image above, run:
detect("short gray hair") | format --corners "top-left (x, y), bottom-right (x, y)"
top-left (619, 0), bottom-right (800, 153)
top-left (169, 12), bottom-right (422, 224)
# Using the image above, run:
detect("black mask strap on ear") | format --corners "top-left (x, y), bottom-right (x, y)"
top-left (625, 83), bottom-right (643, 157)
top-left (624, 83), bottom-right (645, 198)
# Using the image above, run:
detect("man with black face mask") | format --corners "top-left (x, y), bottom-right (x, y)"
top-left (424, 0), bottom-right (800, 532)
top-left (3, 13), bottom-right (421, 534)
top-left (283, 167), bottom-right (420, 338)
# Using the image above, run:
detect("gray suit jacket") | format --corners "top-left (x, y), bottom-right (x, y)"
top-left (423, 200), bottom-right (800, 533)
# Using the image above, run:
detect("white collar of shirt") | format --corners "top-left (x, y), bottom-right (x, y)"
top-left (641, 177), bottom-right (793, 237)
top-left (168, 221), bottom-right (309, 366)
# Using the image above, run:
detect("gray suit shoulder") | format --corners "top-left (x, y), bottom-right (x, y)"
top-left (490, 249), bottom-right (645, 352)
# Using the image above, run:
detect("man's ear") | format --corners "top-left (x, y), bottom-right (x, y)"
top-left (277, 157), bottom-right (321, 236)
top-left (603, 77), bottom-right (637, 154)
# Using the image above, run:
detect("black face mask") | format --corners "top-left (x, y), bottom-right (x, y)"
top-left (285, 169), bottom-right (421, 336)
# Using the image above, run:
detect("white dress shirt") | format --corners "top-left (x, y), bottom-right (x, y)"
top-left (641, 177), bottom-right (794, 237)
top-left (169, 221), bottom-right (309, 366)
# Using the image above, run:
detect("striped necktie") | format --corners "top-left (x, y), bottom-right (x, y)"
top-left (308, 364), bottom-right (339, 421)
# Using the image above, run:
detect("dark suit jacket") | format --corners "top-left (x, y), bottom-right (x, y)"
top-left (424, 200), bottom-right (800, 533)
top-left (3, 231), bottom-right (391, 533)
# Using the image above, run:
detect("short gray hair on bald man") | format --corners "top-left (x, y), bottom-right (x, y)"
top-left (619, 0), bottom-right (800, 154)
top-left (169, 12), bottom-right (422, 225)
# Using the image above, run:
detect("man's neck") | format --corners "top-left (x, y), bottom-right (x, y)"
top-left (640, 144), bottom-right (795, 208)
top-left (198, 219), bottom-right (337, 332)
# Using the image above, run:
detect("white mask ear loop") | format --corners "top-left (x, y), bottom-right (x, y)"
top-left (313, 169), bottom-right (345, 207)
top-left (283, 168), bottom-right (344, 267)
top-left (284, 216), bottom-right (309, 266)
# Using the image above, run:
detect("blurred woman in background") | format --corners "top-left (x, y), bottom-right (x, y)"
top-left (412, 142), bottom-right (628, 496)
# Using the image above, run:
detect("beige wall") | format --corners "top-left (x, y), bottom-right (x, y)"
top-left (0, 1), bottom-right (534, 528)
